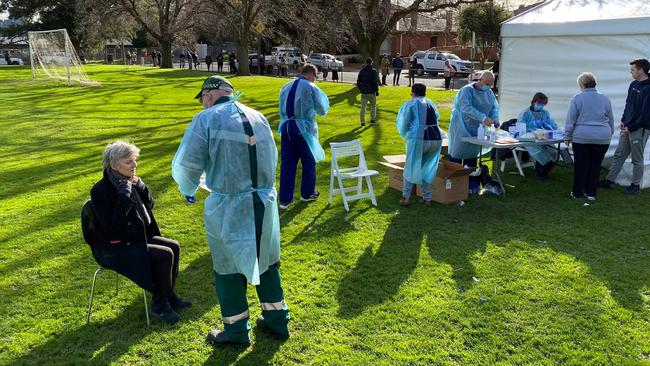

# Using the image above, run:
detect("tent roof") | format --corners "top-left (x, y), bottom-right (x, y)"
top-left (502, 0), bottom-right (650, 37)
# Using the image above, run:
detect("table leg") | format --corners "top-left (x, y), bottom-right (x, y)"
top-left (491, 150), bottom-right (507, 198)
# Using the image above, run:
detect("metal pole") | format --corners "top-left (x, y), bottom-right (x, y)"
top-left (28, 32), bottom-right (36, 79)
top-left (64, 31), bottom-right (71, 86)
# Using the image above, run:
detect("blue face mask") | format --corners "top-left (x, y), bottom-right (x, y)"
top-left (533, 103), bottom-right (544, 111)
top-left (480, 85), bottom-right (491, 91)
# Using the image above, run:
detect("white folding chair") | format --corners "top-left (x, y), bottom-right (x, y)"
top-left (329, 140), bottom-right (379, 211)
top-left (500, 147), bottom-right (534, 176)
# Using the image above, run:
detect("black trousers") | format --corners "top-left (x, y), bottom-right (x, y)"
top-left (445, 76), bottom-right (452, 90)
top-left (381, 74), bottom-right (387, 85)
top-left (148, 236), bottom-right (180, 311)
top-left (572, 143), bottom-right (609, 197)
top-left (393, 69), bottom-right (402, 85)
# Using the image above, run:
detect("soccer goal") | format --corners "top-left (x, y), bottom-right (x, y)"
top-left (27, 28), bottom-right (100, 86)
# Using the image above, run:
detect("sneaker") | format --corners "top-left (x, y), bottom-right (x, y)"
top-left (569, 192), bottom-right (580, 199)
top-left (184, 195), bottom-right (195, 204)
top-left (360, 122), bottom-right (365, 126)
top-left (206, 329), bottom-right (250, 347)
top-left (150, 307), bottom-right (181, 325)
top-left (255, 316), bottom-right (290, 341)
top-left (300, 191), bottom-right (320, 202)
top-left (399, 198), bottom-right (411, 206)
top-left (586, 196), bottom-right (596, 201)
top-left (279, 201), bottom-right (292, 209)
top-left (624, 184), bottom-right (640, 195)
top-left (599, 179), bottom-right (614, 189)
top-left (419, 199), bottom-right (432, 206)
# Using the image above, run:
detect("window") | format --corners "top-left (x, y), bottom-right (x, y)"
top-left (427, 53), bottom-right (435, 59)
top-left (435, 54), bottom-right (445, 60)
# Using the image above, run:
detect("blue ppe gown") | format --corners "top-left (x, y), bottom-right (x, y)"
top-left (518, 107), bottom-right (558, 165)
top-left (448, 83), bottom-right (499, 159)
top-left (278, 77), bottom-right (330, 162)
top-left (172, 97), bottom-right (280, 285)
top-left (397, 97), bottom-right (443, 186)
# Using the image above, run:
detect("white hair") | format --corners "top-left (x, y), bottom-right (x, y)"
top-left (577, 72), bottom-right (597, 89)
top-left (103, 140), bottom-right (139, 170)
top-left (479, 71), bottom-right (495, 81)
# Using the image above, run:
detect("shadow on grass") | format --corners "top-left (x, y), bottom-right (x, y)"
top-left (336, 191), bottom-right (423, 318)
top-left (9, 253), bottom-right (216, 365)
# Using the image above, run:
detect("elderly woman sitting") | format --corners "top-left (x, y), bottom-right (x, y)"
top-left (90, 141), bottom-right (191, 324)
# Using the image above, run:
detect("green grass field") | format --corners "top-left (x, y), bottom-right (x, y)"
top-left (1, 65), bottom-right (649, 365)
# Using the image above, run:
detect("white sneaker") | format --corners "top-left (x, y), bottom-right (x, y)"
top-left (279, 202), bottom-right (291, 209)
top-left (300, 191), bottom-right (320, 202)
top-left (586, 196), bottom-right (596, 201)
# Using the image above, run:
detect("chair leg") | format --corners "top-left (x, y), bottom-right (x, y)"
top-left (513, 151), bottom-right (525, 177)
top-left (357, 177), bottom-right (363, 195)
top-left (366, 176), bottom-right (378, 206)
top-left (500, 159), bottom-right (506, 173)
top-left (143, 290), bottom-right (150, 328)
top-left (86, 267), bottom-right (103, 325)
top-left (329, 168), bottom-right (335, 204)
top-left (337, 175), bottom-right (350, 211)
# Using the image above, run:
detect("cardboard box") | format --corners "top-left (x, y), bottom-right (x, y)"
top-left (416, 160), bottom-right (474, 204)
top-left (378, 155), bottom-right (408, 193)
top-left (379, 155), bottom-right (473, 204)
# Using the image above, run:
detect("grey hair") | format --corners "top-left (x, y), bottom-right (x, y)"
top-left (480, 70), bottom-right (495, 81)
top-left (103, 141), bottom-right (140, 170)
top-left (577, 72), bottom-right (597, 89)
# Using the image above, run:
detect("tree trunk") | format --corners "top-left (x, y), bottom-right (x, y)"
top-left (160, 40), bottom-right (173, 68)
top-left (236, 43), bottom-right (250, 76)
top-left (358, 33), bottom-right (386, 67)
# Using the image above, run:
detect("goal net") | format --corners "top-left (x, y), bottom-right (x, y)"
top-left (28, 28), bottom-right (100, 86)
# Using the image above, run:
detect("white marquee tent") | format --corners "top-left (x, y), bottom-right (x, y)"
top-left (499, 0), bottom-right (650, 187)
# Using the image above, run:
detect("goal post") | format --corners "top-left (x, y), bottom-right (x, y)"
top-left (27, 28), bottom-right (100, 86)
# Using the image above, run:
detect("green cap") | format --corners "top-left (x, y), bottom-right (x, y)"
top-left (194, 75), bottom-right (234, 99)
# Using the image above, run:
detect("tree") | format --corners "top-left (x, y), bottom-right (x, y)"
top-left (456, 1), bottom-right (510, 67)
top-left (116, 0), bottom-right (202, 68)
top-left (75, 0), bottom-right (137, 52)
top-left (0, 0), bottom-right (81, 47)
top-left (346, 0), bottom-right (489, 65)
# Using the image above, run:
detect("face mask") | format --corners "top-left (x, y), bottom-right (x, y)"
top-left (480, 85), bottom-right (491, 91)
top-left (533, 103), bottom-right (544, 111)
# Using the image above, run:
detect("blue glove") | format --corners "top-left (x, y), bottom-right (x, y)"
top-left (184, 195), bottom-right (195, 204)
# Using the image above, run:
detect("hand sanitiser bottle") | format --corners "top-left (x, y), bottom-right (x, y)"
top-left (477, 124), bottom-right (486, 140)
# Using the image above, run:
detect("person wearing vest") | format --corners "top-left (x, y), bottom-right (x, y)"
top-left (396, 84), bottom-right (444, 206)
top-left (172, 75), bottom-right (289, 346)
top-left (277, 64), bottom-right (330, 209)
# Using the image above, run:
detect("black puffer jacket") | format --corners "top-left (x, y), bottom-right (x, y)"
top-left (89, 170), bottom-right (161, 291)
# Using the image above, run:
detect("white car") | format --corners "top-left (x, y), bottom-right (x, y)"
top-left (410, 50), bottom-right (473, 77)
top-left (307, 53), bottom-right (344, 71)
top-left (0, 56), bottom-right (24, 65)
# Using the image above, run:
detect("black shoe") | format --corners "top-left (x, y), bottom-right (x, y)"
top-left (255, 316), bottom-right (290, 341)
top-left (150, 307), bottom-right (181, 325)
top-left (370, 120), bottom-right (376, 125)
top-left (206, 329), bottom-right (250, 347)
top-left (169, 294), bottom-right (192, 310)
top-left (301, 190), bottom-right (320, 202)
top-left (360, 122), bottom-right (365, 126)
top-left (599, 179), bottom-right (615, 189)
top-left (624, 184), bottom-right (640, 195)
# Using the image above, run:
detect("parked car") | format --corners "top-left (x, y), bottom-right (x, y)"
top-left (307, 52), bottom-right (344, 71)
top-left (0, 56), bottom-right (24, 65)
top-left (271, 46), bottom-right (304, 65)
top-left (410, 50), bottom-right (473, 77)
